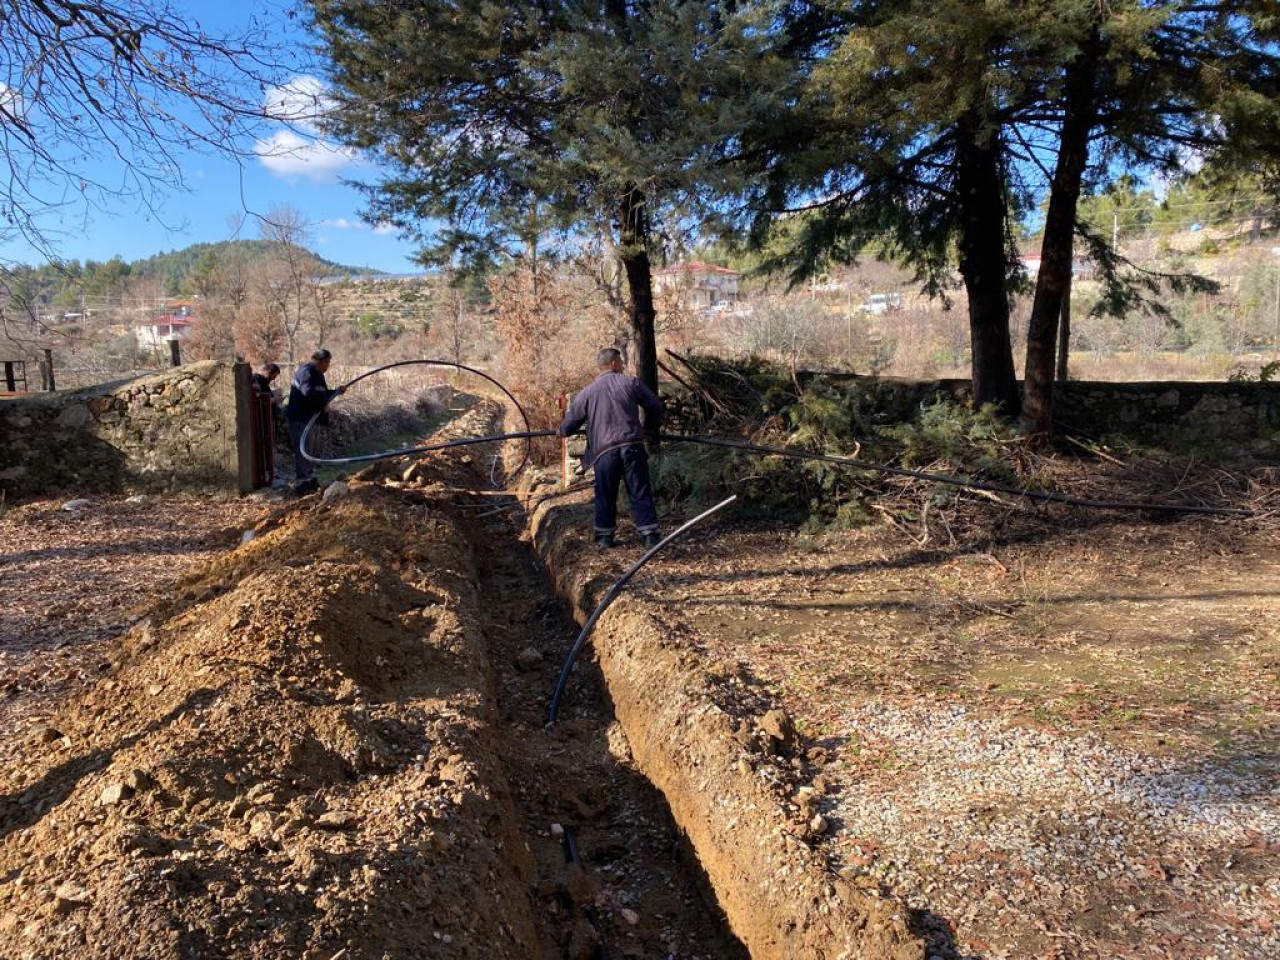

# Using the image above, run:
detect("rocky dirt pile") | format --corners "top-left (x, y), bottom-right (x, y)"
top-left (0, 482), bottom-right (544, 958)
top-left (1, 395), bottom-right (758, 960)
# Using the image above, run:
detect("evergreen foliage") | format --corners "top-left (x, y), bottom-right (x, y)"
top-left (655, 357), bottom-right (1020, 527)
top-left (307, 0), bottom-right (783, 390)
top-left (731, 1), bottom-right (1279, 428)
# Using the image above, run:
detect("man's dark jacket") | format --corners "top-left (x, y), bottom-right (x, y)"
top-left (286, 363), bottom-right (339, 423)
top-left (557, 371), bottom-right (662, 459)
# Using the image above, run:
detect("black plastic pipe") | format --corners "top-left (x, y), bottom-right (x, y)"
top-left (547, 495), bottom-right (737, 726)
top-left (298, 359), bottom-right (549, 475)
top-left (295, 359), bottom-right (1254, 518)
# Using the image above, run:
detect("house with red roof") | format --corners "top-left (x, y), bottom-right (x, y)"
top-left (134, 300), bottom-right (195, 352)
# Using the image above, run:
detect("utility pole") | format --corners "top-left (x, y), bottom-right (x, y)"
top-left (1273, 258), bottom-right (1279, 363)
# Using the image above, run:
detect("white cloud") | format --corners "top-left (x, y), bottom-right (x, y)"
top-left (255, 76), bottom-right (360, 182)
top-left (319, 217), bottom-right (360, 230)
top-left (372, 222), bottom-right (398, 236)
top-left (254, 129), bottom-right (360, 182)
top-left (1150, 146), bottom-right (1206, 201)
top-left (0, 82), bottom-right (26, 120)
top-left (264, 75), bottom-right (332, 132)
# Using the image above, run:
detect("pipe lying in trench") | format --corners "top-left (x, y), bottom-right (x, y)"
top-left (547, 495), bottom-right (737, 726)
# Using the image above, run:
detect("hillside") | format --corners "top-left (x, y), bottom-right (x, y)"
top-left (129, 240), bottom-right (380, 292)
top-left (1, 240), bottom-right (381, 314)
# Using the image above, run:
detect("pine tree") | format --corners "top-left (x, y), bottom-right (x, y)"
top-left (736, 0), bottom-right (1069, 413)
top-left (738, 1), bottom-right (1279, 425)
top-left (1021, 1), bottom-right (1280, 434)
top-left (308, 0), bottom-right (781, 391)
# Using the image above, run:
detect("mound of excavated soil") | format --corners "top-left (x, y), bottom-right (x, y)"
top-left (0, 483), bottom-right (544, 959)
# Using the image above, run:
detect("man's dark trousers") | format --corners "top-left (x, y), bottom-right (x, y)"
top-left (593, 443), bottom-right (658, 539)
top-left (286, 417), bottom-right (316, 484)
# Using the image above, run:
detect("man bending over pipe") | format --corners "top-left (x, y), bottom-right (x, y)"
top-left (285, 348), bottom-right (345, 495)
top-left (558, 347), bottom-right (663, 548)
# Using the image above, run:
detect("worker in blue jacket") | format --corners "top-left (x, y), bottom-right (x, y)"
top-left (285, 348), bottom-right (344, 494)
top-left (558, 347), bottom-right (663, 548)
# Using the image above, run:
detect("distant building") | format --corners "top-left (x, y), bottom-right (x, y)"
top-left (1018, 255), bottom-right (1095, 280)
top-left (317, 273), bottom-right (432, 286)
top-left (135, 301), bottom-right (194, 352)
top-left (653, 261), bottom-right (741, 311)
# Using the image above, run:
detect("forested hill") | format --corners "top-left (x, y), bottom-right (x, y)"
top-left (3, 240), bottom-right (379, 312)
top-left (129, 241), bottom-right (377, 291)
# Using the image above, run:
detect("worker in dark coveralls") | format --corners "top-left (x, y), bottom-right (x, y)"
top-left (558, 347), bottom-right (663, 549)
top-left (250, 362), bottom-right (280, 399)
top-left (285, 349), bottom-right (344, 494)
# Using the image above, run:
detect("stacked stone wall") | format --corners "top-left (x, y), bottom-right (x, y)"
top-left (0, 361), bottom-right (243, 498)
top-left (820, 374), bottom-right (1280, 456)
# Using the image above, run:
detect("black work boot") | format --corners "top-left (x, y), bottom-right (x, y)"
top-left (595, 532), bottom-right (616, 549)
top-left (642, 531), bottom-right (663, 549)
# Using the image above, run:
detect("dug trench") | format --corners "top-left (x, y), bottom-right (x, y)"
top-left (0, 399), bottom-right (926, 960)
top-left (0, 407), bottom-right (936, 960)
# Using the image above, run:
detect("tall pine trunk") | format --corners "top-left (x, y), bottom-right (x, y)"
top-left (1024, 30), bottom-right (1100, 435)
top-left (955, 111), bottom-right (1020, 415)
top-left (618, 185), bottom-right (659, 393)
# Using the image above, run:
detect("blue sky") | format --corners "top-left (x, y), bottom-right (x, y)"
top-left (1, 0), bottom-right (424, 273)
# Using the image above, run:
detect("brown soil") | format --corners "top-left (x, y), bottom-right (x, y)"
top-left (0, 493), bottom-right (270, 774)
top-left (529, 493), bottom-right (931, 960)
top-left (472, 507), bottom-right (751, 960)
top-left (0, 482), bottom-right (549, 958)
top-left (0, 401), bottom-right (752, 959)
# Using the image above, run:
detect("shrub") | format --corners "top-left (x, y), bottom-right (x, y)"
top-left (654, 358), bottom-right (1021, 528)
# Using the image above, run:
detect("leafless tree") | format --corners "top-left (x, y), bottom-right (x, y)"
top-left (428, 283), bottom-right (483, 366)
top-left (0, 1), bottom-right (294, 262)
top-left (728, 298), bottom-right (834, 373)
top-left (257, 203), bottom-right (326, 362)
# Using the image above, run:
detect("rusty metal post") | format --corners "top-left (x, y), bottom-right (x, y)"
top-left (232, 360), bottom-right (255, 494)
top-left (559, 392), bottom-right (570, 488)
top-left (169, 339), bottom-right (181, 367)
top-left (3, 361), bottom-right (14, 392)
top-left (43, 348), bottom-right (55, 391)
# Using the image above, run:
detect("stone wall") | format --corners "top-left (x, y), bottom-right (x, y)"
top-left (0, 361), bottom-right (247, 499)
top-left (820, 373), bottom-right (1280, 455)
top-left (1054, 381), bottom-right (1280, 456)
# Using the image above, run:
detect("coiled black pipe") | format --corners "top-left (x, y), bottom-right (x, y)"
top-left (547, 495), bottom-right (737, 726)
top-left (298, 359), bottom-right (551, 475)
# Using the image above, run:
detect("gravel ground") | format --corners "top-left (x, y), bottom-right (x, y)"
top-left (832, 698), bottom-right (1279, 960)
top-left (641, 510), bottom-right (1280, 960)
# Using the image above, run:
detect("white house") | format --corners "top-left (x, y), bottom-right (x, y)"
top-left (1018, 255), bottom-right (1095, 280)
top-left (653, 260), bottom-right (741, 311)
top-left (135, 303), bottom-right (194, 352)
